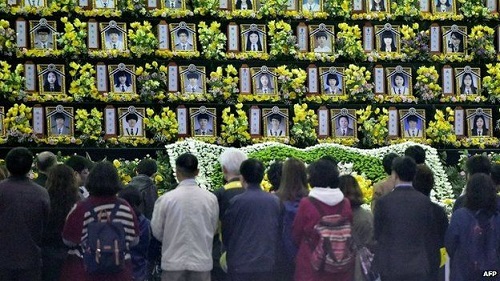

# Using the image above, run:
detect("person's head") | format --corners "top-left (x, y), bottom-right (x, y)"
top-left (37, 27), bottom-right (50, 43)
top-left (438, 0), bottom-right (450, 7)
top-left (46, 71), bottom-right (59, 86)
top-left (267, 161), bottom-right (283, 192)
top-left (465, 173), bottom-right (497, 212)
top-left (393, 73), bottom-right (406, 87)
top-left (413, 164), bottom-right (434, 197)
top-left (381, 30), bottom-right (394, 46)
top-left (338, 174), bottom-right (364, 207)
top-left (450, 32), bottom-right (462, 47)
top-left (391, 156), bottom-right (417, 182)
top-left (65, 155), bottom-right (93, 186)
top-left (116, 71), bottom-right (129, 86)
top-left (248, 30), bottom-right (260, 44)
top-left (186, 72), bottom-right (199, 86)
top-left (465, 155), bottom-right (491, 177)
top-left (338, 116), bottom-right (349, 129)
top-left (259, 74), bottom-right (270, 88)
top-left (461, 73), bottom-right (475, 89)
top-left (307, 158), bottom-right (340, 188)
top-left (404, 145), bottom-right (426, 164)
top-left (136, 158), bottom-right (157, 177)
top-left (277, 157), bottom-right (308, 201)
top-left (326, 73), bottom-right (339, 87)
top-left (6, 147), bottom-right (33, 177)
top-left (46, 164), bottom-right (79, 198)
top-left (118, 186), bottom-right (142, 215)
top-left (407, 115), bottom-right (419, 130)
top-left (382, 152), bottom-right (399, 175)
top-left (175, 153), bottom-right (198, 180)
top-left (270, 114), bottom-right (282, 129)
top-left (219, 148), bottom-right (247, 180)
top-left (108, 28), bottom-right (120, 43)
top-left (54, 112), bottom-right (66, 128)
top-left (197, 113), bottom-right (209, 129)
top-left (86, 161), bottom-right (122, 196)
top-left (473, 115), bottom-right (486, 130)
top-left (177, 28), bottom-right (189, 43)
top-left (315, 31), bottom-right (328, 47)
top-left (320, 155), bottom-right (338, 166)
top-left (126, 113), bottom-right (138, 128)
top-left (491, 163), bottom-right (500, 190)
top-left (36, 151), bottom-right (57, 174)
top-left (240, 158), bottom-right (265, 185)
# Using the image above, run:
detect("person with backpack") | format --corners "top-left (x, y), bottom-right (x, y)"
top-left (373, 156), bottom-right (434, 281)
top-left (292, 158), bottom-right (354, 281)
top-left (61, 161), bottom-right (140, 281)
top-left (275, 157), bottom-right (309, 281)
top-left (445, 173), bottom-right (500, 281)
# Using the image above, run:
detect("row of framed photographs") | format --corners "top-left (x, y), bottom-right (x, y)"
top-left (26, 62), bottom-right (482, 97)
top-left (9, 0), bottom-right (499, 15)
top-left (17, 19), bottom-right (494, 56)
top-left (0, 105), bottom-right (493, 139)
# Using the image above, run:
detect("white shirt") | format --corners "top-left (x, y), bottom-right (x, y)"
top-left (314, 45), bottom-right (331, 53)
top-left (151, 179), bottom-right (219, 271)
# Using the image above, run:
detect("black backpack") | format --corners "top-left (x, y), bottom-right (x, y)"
top-left (83, 202), bottom-right (127, 274)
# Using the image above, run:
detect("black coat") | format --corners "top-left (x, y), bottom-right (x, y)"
top-left (373, 185), bottom-right (434, 279)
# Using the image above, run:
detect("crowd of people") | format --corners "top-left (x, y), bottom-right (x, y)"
top-left (0, 145), bottom-right (500, 281)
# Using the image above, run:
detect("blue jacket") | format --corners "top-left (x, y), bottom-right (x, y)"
top-left (222, 184), bottom-right (281, 274)
top-left (131, 214), bottom-right (151, 281)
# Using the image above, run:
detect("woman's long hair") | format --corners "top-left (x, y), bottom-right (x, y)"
top-left (465, 173), bottom-right (497, 213)
top-left (276, 157), bottom-right (309, 202)
top-left (43, 71), bottom-right (60, 89)
top-left (46, 164), bottom-right (80, 231)
top-left (246, 30), bottom-right (262, 51)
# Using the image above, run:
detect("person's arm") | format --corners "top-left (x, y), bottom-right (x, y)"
top-left (444, 211), bottom-right (461, 259)
top-left (150, 196), bottom-right (166, 241)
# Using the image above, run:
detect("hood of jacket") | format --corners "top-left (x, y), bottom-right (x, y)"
top-left (309, 187), bottom-right (344, 206)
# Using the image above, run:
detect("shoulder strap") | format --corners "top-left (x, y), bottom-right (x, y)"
top-left (84, 199), bottom-right (99, 221)
top-left (108, 202), bottom-right (121, 221)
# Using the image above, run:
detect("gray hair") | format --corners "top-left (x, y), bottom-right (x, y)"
top-left (219, 148), bottom-right (248, 175)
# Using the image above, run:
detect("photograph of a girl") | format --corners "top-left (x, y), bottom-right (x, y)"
top-left (379, 30), bottom-right (396, 52)
top-left (459, 73), bottom-right (477, 95)
top-left (370, 0), bottom-right (386, 11)
top-left (255, 73), bottom-right (274, 94)
top-left (390, 73), bottom-right (409, 95)
top-left (245, 30), bottom-right (263, 52)
top-left (235, 0), bottom-right (252, 10)
top-left (43, 71), bottom-right (62, 92)
top-left (435, 0), bottom-right (451, 12)
top-left (324, 73), bottom-right (342, 95)
top-left (471, 115), bottom-right (489, 136)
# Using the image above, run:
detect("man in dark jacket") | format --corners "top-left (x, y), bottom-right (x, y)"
top-left (128, 158), bottom-right (158, 220)
top-left (0, 147), bottom-right (50, 281)
top-left (222, 159), bottom-right (281, 281)
top-left (373, 156), bottom-right (434, 281)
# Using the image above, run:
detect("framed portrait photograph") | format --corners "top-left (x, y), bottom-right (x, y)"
top-left (386, 66), bottom-right (412, 96)
top-left (180, 64), bottom-right (206, 95)
top-left (455, 66), bottom-right (481, 96)
top-left (251, 66), bottom-right (278, 95)
top-left (190, 106), bottom-right (217, 137)
top-left (100, 21), bottom-right (127, 51)
top-left (320, 67), bottom-right (345, 95)
top-left (232, 0), bottom-right (255, 10)
top-left (442, 25), bottom-right (467, 55)
top-left (161, 0), bottom-right (185, 9)
top-left (108, 63), bottom-right (136, 93)
top-left (399, 108), bottom-right (426, 138)
top-left (46, 106), bottom-right (74, 137)
top-left (170, 22), bottom-right (197, 52)
top-left (30, 19), bottom-right (57, 50)
top-left (93, 0), bottom-right (116, 8)
top-left (375, 24), bottom-right (400, 53)
top-left (466, 108), bottom-right (492, 137)
top-left (0, 106), bottom-right (4, 137)
top-left (118, 106), bottom-right (145, 137)
top-left (309, 24), bottom-right (334, 54)
top-left (37, 64), bottom-right (65, 95)
top-left (240, 24), bottom-right (267, 53)
top-left (432, 0), bottom-right (455, 14)
top-left (331, 108), bottom-right (357, 138)
top-left (301, 0), bottom-right (322, 12)
top-left (366, 0), bottom-right (388, 12)
top-left (263, 107), bottom-right (289, 137)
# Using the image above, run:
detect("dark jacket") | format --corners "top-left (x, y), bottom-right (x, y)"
top-left (129, 175), bottom-right (158, 220)
top-left (428, 202), bottom-right (448, 280)
top-left (0, 176), bottom-right (50, 269)
top-left (131, 214), bottom-right (151, 281)
top-left (373, 185), bottom-right (434, 279)
top-left (222, 184), bottom-right (281, 274)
